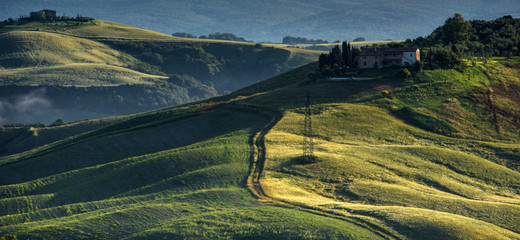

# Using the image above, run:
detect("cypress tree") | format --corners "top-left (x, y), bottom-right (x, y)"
top-left (330, 45), bottom-right (343, 67)
top-left (318, 53), bottom-right (327, 70)
top-left (342, 41), bottom-right (349, 68)
top-left (347, 42), bottom-right (353, 66)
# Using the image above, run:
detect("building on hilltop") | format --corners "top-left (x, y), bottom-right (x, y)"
top-left (355, 48), bottom-right (420, 68)
top-left (29, 9), bottom-right (57, 21)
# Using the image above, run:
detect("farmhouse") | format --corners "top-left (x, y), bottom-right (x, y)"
top-left (355, 48), bottom-right (420, 68)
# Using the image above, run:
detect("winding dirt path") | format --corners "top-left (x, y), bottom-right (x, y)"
top-left (227, 102), bottom-right (402, 239)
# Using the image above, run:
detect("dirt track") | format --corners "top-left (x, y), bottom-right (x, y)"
top-left (229, 102), bottom-right (402, 240)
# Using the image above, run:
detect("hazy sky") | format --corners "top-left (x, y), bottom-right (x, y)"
top-left (2, 0), bottom-right (519, 42)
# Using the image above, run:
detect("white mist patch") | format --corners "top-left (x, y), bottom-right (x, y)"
top-left (14, 88), bottom-right (52, 113)
top-left (0, 88), bottom-right (52, 125)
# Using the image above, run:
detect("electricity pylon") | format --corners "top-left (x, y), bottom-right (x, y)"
top-left (303, 89), bottom-right (314, 161)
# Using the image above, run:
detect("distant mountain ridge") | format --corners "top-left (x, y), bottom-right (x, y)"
top-left (1, 0), bottom-right (519, 42)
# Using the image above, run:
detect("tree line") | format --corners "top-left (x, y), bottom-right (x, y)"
top-left (408, 14), bottom-right (519, 58)
top-left (172, 32), bottom-right (252, 42)
top-left (347, 14), bottom-right (518, 70)
top-left (282, 36), bottom-right (329, 45)
top-left (317, 41), bottom-right (361, 76)
top-left (0, 13), bottom-right (93, 27)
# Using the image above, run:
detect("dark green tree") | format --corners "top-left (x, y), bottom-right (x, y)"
top-left (348, 42), bottom-right (353, 66)
top-left (318, 53), bottom-right (328, 70)
top-left (433, 49), bottom-right (461, 68)
top-left (341, 41), bottom-right (353, 67)
top-left (342, 41), bottom-right (349, 67)
top-left (442, 13), bottom-right (471, 45)
top-left (330, 45), bottom-right (343, 67)
top-left (413, 61), bottom-right (423, 72)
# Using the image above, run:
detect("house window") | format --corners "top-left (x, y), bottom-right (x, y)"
top-left (410, 53), bottom-right (413, 57)
top-left (364, 56), bottom-right (366, 59)
top-left (364, 62), bottom-right (367, 66)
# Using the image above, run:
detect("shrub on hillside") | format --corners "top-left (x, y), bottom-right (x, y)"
top-left (296, 155), bottom-right (320, 164)
top-left (394, 107), bottom-right (456, 135)
top-left (49, 118), bottom-right (65, 127)
top-left (397, 68), bottom-right (412, 79)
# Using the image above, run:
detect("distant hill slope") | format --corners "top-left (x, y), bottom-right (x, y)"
top-left (1, 57), bottom-right (519, 239)
top-left (61, 20), bottom-right (176, 40)
top-left (0, 31), bottom-right (125, 68)
top-left (1, 0), bottom-right (518, 42)
top-left (0, 20), bottom-right (321, 125)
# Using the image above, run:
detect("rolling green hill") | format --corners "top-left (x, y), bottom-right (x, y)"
top-left (1, 56), bottom-right (519, 239)
top-left (235, 57), bottom-right (520, 239)
top-left (0, 103), bottom-right (385, 239)
top-left (0, 20), bottom-right (322, 125)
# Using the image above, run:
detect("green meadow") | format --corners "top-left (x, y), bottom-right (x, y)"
top-left (0, 104), bottom-right (384, 239)
top-left (1, 18), bottom-right (520, 239)
top-left (230, 57), bottom-right (520, 239)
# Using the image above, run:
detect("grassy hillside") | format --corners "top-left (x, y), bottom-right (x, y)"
top-left (1, 56), bottom-right (520, 239)
top-left (0, 20), bottom-right (321, 125)
top-left (0, 103), bottom-right (385, 239)
top-left (0, 63), bottom-right (167, 86)
top-left (62, 20), bottom-right (176, 40)
top-left (0, 20), bottom-right (321, 89)
top-left (0, 31), bottom-right (125, 68)
top-left (0, 115), bottom-right (129, 157)
top-left (1, 16), bottom-right (520, 237)
top-left (226, 57), bottom-right (520, 239)
top-left (1, 57), bottom-right (518, 239)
